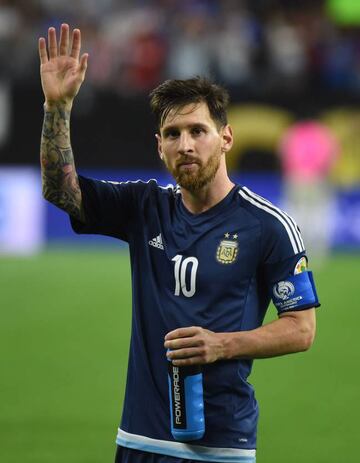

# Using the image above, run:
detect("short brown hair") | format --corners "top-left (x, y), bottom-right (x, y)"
top-left (149, 77), bottom-right (229, 129)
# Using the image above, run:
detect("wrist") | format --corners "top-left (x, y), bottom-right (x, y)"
top-left (221, 331), bottom-right (249, 360)
top-left (219, 332), bottom-right (235, 360)
top-left (44, 99), bottom-right (73, 112)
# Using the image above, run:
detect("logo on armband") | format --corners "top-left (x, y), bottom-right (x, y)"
top-left (273, 281), bottom-right (295, 301)
top-left (294, 256), bottom-right (307, 275)
top-left (271, 271), bottom-right (319, 312)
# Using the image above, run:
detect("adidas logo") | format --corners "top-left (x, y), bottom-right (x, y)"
top-left (149, 233), bottom-right (164, 250)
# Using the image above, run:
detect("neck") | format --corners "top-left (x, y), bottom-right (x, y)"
top-left (180, 166), bottom-right (235, 214)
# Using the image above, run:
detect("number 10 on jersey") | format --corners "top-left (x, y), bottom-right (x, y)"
top-left (172, 255), bottom-right (199, 298)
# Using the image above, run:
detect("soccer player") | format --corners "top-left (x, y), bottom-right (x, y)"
top-left (39, 24), bottom-right (320, 463)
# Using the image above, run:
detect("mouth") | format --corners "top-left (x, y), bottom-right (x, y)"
top-left (177, 159), bottom-right (200, 168)
top-left (178, 162), bottom-right (199, 171)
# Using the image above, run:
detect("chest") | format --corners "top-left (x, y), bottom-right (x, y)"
top-left (140, 216), bottom-right (262, 299)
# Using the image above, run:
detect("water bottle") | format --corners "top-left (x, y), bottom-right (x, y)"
top-left (167, 358), bottom-right (205, 441)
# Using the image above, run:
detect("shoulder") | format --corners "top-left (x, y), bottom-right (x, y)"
top-left (99, 178), bottom-right (176, 196)
top-left (78, 176), bottom-right (177, 209)
top-left (99, 178), bottom-right (168, 189)
top-left (237, 186), bottom-right (305, 255)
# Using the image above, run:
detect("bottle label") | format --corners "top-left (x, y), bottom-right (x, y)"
top-left (168, 362), bottom-right (187, 429)
top-left (168, 363), bottom-right (202, 429)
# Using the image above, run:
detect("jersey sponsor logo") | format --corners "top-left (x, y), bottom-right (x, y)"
top-left (216, 233), bottom-right (239, 264)
top-left (148, 233), bottom-right (164, 250)
top-left (273, 280), bottom-right (295, 301)
top-left (294, 256), bottom-right (307, 275)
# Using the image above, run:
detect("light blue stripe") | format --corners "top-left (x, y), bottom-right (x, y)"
top-left (116, 437), bottom-right (256, 462)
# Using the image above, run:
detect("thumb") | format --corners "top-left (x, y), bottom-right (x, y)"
top-left (79, 53), bottom-right (88, 75)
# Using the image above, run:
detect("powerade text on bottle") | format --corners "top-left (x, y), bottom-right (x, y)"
top-left (167, 359), bottom-right (205, 441)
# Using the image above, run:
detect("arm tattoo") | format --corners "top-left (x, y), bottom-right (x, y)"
top-left (40, 104), bottom-right (85, 222)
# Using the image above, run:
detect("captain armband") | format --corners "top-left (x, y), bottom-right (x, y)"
top-left (271, 271), bottom-right (320, 312)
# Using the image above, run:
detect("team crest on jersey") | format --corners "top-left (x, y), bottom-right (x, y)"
top-left (216, 233), bottom-right (239, 264)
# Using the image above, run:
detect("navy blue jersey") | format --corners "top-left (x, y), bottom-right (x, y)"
top-left (70, 176), bottom-right (319, 463)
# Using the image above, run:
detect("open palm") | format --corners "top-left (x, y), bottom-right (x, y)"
top-left (39, 24), bottom-right (88, 105)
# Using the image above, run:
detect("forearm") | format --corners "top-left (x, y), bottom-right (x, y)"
top-left (40, 101), bottom-right (84, 221)
top-left (165, 309), bottom-right (316, 366)
top-left (222, 311), bottom-right (316, 360)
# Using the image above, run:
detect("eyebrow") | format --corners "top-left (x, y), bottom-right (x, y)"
top-left (161, 122), bottom-right (209, 135)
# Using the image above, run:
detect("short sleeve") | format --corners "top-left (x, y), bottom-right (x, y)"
top-left (238, 186), bottom-right (320, 313)
top-left (261, 212), bottom-right (320, 313)
top-left (70, 175), bottom-right (137, 241)
top-left (261, 210), bottom-right (306, 276)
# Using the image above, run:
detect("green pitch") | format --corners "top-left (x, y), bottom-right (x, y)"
top-left (0, 248), bottom-right (358, 463)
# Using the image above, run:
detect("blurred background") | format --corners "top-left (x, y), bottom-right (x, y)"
top-left (1, 0), bottom-right (360, 252)
top-left (0, 1), bottom-right (359, 462)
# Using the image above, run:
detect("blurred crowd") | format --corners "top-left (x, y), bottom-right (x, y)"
top-left (1, 0), bottom-right (360, 95)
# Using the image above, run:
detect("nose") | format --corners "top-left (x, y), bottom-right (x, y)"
top-left (177, 132), bottom-right (194, 155)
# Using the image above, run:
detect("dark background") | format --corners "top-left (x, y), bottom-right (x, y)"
top-left (1, 0), bottom-right (360, 172)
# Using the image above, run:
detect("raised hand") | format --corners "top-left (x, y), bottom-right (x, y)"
top-left (39, 24), bottom-right (88, 107)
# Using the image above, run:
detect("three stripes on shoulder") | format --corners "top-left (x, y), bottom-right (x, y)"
top-left (239, 187), bottom-right (304, 254)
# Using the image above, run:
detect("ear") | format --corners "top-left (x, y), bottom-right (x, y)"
top-left (221, 125), bottom-right (233, 154)
top-left (155, 133), bottom-right (164, 161)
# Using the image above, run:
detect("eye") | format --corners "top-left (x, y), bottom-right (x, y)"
top-left (164, 129), bottom-right (179, 139)
top-left (191, 126), bottom-right (205, 136)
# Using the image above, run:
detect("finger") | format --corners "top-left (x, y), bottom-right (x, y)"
top-left (48, 27), bottom-right (58, 59)
top-left (79, 53), bottom-right (88, 74)
top-left (172, 356), bottom-right (204, 367)
top-left (165, 336), bottom-right (201, 350)
top-left (70, 28), bottom-right (81, 60)
top-left (165, 326), bottom-right (200, 341)
top-left (167, 347), bottom-right (200, 360)
top-left (59, 23), bottom-right (69, 56)
top-left (38, 37), bottom-right (48, 64)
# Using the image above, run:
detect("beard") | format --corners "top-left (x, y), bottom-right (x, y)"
top-left (165, 151), bottom-right (222, 192)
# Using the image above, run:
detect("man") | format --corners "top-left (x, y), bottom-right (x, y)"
top-left (39, 24), bottom-right (319, 463)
